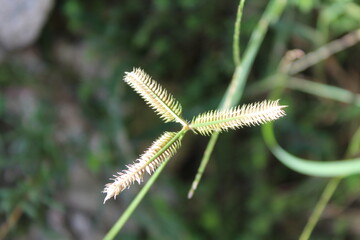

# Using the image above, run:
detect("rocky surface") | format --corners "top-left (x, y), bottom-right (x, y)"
top-left (0, 0), bottom-right (54, 56)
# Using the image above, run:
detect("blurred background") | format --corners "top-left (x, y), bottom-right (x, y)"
top-left (0, 0), bottom-right (359, 239)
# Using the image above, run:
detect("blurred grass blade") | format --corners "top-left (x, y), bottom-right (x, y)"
top-left (347, 126), bottom-right (360, 157)
top-left (188, 0), bottom-right (287, 198)
top-left (299, 177), bottom-right (341, 240)
top-left (262, 122), bottom-right (360, 177)
top-left (247, 75), bottom-right (360, 106)
top-left (287, 28), bottom-right (360, 75)
top-left (220, 0), bottom-right (287, 109)
top-left (299, 126), bottom-right (360, 240)
top-left (288, 77), bottom-right (360, 107)
top-left (233, 0), bottom-right (245, 66)
top-left (187, 133), bottom-right (219, 199)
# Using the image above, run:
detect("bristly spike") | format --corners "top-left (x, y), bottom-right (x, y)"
top-left (103, 67), bottom-right (288, 203)
top-left (189, 100), bottom-right (286, 136)
top-left (124, 68), bottom-right (187, 126)
top-left (103, 131), bottom-right (181, 203)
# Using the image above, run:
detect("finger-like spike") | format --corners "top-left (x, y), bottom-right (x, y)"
top-left (103, 132), bottom-right (182, 203)
top-left (190, 100), bottom-right (286, 136)
top-left (124, 68), bottom-right (187, 126)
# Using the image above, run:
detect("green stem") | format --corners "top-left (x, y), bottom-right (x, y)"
top-left (298, 177), bottom-right (341, 240)
top-left (298, 126), bottom-right (360, 240)
top-left (247, 75), bottom-right (360, 107)
top-left (188, 0), bottom-right (287, 198)
top-left (187, 132), bottom-right (219, 198)
top-left (347, 126), bottom-right (360, 158)
top-left (221, 0), bottom-right (287, 109)
top-left (287, 77), bottom-right (360, 107)
top-left (233, 0), bottom-right (245, 66)
top-left (262, 123), bottom-right (360, 177)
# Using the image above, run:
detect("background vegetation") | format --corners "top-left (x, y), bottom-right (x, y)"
top-left (1, 0), bottom-right (359, 239)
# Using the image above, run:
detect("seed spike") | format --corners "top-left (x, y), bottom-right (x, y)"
top-left (190, 100), bottom-right (286, 136)
top-left (124, 68), bottom-right (187, 126)
top-left (103, 131), bottom-right (181, 203)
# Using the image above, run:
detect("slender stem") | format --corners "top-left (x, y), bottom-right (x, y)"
top-left (187, 132), bottom-right (219, 198)
top-left (299, 178), bottom-right (341, 240)
top-left (262, 90), bottom-right (360, 173)
top-left (247, 75), bottom-right (360, 107)
top-left (221, 0), bottom-right (287, 109)
top-left (188, 0), bottom-right (287, 198)
top-left (347, 126), bottom-right (360, 158)
top-left (233, 0), bottom-right (246, 66)
top-left (0, 206), bottom-right (23, 240)
top-left (287, 77), bottom-right (360, 107)
top-left (298, 126), bottom-right (360, 240)
top-left (262, 123), bottom-right (360, 177)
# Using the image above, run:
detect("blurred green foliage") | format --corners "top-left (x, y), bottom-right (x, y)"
top-left (1, 0), bottom-right (360, 239)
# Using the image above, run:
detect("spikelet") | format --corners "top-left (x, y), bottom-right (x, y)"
top-left (124, 68), bottom-right (185, 125)
top-left (103, 132), bottom-right (181, 203)
top-left (190, 100), bottom-right (286, 136)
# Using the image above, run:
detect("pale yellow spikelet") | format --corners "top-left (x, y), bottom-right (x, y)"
top-left (124, 68), bottom-right (186, 125)
top-left (190, 100), bottom-right (286, 136)
top-left (103, 131), bottom-right (181, 203)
